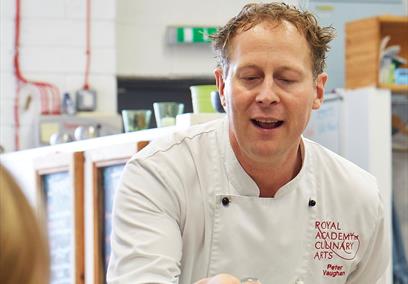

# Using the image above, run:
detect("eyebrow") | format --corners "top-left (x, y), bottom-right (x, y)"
top-left (274, 66), bottom-right (304, 76)
top-left (236, 64), bottom-right (304, 76)
top-left (236, 64), bottom-right (260, 71)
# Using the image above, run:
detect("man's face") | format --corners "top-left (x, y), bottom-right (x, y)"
top-left (214, 20), bottom-right (327, 164)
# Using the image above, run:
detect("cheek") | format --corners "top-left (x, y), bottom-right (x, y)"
top-left (229, 95), bottom-right (249, 118)
top-left (222, 94), bottom-right (235, 118)
top-left (222, 82), bottom-right (233, 108)
top-left (300, 105), bottom-right (314, 128)
top-left (224, 86), bottom-right (238, 111)
top-left (287, 99), bottom-right (314, 123)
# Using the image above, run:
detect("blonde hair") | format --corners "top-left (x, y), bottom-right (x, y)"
top-left (0, 164), bottom-right (50, 284)
top-left (211, 2), bottom-right (335, 78)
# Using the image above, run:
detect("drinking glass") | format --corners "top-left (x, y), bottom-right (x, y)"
top-left (121, 109), bottom-right (152, 132)
top-left (153, 102), bottom-right (184, 128)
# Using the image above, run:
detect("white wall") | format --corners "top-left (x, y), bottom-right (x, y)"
top-left (117, 0), bottom-right (406, 89)
top-left (0, 0), bottom-right (305, 153)
top-left (1, 0), bottom-right (404, 152)
top-left (0, 0), bottom-right (116, 152)
top-left (116, 0), bottom-right (300, 77)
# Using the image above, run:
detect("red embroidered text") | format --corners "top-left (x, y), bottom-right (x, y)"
top-left (323, 264), bottom-right (346, 278)
top-left (313, 220), bottom-right (360, 261)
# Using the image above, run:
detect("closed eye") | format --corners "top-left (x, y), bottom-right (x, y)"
top-left (243, 76), bottom-right (260, 80)
top-left (277, 78), bottom-right (295, 84)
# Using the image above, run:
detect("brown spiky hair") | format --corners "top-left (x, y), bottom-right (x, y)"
top-left (211, 2), bottom-right (335, 78)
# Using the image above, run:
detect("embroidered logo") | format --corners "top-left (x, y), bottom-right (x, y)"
top-left (313, 220), bottom-right (360, 261)
top-left (323, 264), bottom-right (346, 278)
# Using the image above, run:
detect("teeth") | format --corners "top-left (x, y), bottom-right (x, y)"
top-left (255, 119), bottom-right (279, 123)
top-left (252, 118), bottom-right (283, 129)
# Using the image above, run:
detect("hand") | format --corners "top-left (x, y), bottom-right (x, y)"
top-left (194, 273), bottom-right (241, 284)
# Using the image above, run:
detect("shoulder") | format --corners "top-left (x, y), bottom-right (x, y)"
top-left (304, 138), bottom-right (382, 215)
top-left (305, 138), bottom-right (377, 186)
top-left (124, 119), bottom-right (224, 180)
top-left (118, 119), bottom-right (224, 219)
top-left (136, 119), bottom-right (222, 160)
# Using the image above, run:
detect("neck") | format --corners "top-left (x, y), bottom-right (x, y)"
top-left (234, 141), bottom-right (303, 198)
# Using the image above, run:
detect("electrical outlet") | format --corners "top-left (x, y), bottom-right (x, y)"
top-left (76, 89), bottom-right (96, 111)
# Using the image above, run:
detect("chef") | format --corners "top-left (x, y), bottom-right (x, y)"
top-left (107, 3), bottom-right (389, 284)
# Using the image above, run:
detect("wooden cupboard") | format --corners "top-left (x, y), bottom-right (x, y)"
top-left (345, 15), bottom-right (408, 93)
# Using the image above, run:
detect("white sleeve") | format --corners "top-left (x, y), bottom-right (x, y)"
top-left (107, 158), bottom-right (184, 284)
top-left (346, 195), bottom-right (390, 284)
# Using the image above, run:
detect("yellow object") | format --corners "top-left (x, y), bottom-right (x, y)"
top-left (190, 85), bottom-right (218, 113)
top-left (40, 122), bottom-right (59, 144)
top-left (316, 5), bottom-right (334, 12)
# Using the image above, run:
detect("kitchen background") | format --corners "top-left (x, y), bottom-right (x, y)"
top-left (0, 1), bottom-right (407, 283)
top-left (1, 0), bottom-right (407, 152)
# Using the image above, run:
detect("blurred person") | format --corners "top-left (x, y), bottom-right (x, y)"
top-left (107, 3), bottom-right (389, 283)
top-left (0, 164), bottom-right (50, 284)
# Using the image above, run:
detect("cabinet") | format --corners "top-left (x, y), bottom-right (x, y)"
top-left (0, 126), bottom-right (175, 284)
top-left (345, 15), bottom-right (408, 93)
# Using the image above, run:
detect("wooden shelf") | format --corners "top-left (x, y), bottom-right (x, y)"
top-left (377, 15), bottom-right (408, 24)
top-left (345, 15), bottom-right (408, 91)
top-left (379, 83), bottom-right (408, 94)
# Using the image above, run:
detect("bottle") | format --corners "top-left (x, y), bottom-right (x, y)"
top-left (62, 93), bottom-right (76, 115)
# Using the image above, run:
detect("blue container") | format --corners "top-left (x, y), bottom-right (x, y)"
top-left (394, 68), bottom-right (408, 85)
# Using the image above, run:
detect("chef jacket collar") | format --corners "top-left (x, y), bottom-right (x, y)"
top-left (221, 117), bottom-right (308, 198)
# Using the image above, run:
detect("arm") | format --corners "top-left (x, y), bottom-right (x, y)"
top-left (346, 196), bottom-right (390, 284)
top-left (107, 158), bottom-right (184, 283)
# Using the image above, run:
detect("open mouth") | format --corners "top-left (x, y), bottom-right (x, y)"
top-left (251, 119), bottom-right (284, 129)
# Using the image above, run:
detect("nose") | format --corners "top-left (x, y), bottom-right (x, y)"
top-left (255, 81), bottom-right (280, 105)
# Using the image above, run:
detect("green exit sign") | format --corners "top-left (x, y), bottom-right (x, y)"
top-left (167, 26), bottom-right (218, 44)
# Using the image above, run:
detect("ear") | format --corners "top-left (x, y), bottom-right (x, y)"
top-left (312, 72), bottom-right (328, 110)
top-left (214, 68), bottom-right (226, 109)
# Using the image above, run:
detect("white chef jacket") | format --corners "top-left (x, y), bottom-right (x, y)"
top-left (107, 118), bottom-right (389, 284)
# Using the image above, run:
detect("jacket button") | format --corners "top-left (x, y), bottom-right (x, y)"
top-left (221, 197), bottom-right (230, 207)
top-left (308, 199), bottom-right (316, 207)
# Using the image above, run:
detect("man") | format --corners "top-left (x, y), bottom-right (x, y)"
top-left (108, 3), bottom-right (389, 283)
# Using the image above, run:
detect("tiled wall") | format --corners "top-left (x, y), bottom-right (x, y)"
top-left (0, 0), bottom-right (317, 153)
top-left (0, 0), bottom-right (116, 152)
